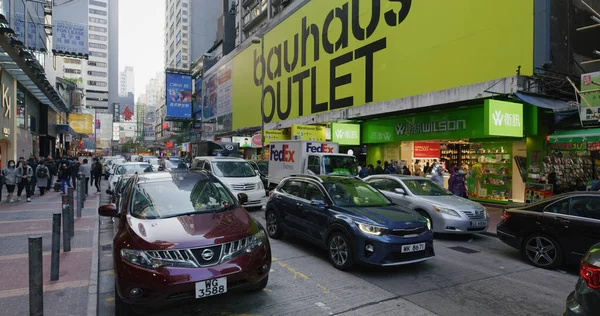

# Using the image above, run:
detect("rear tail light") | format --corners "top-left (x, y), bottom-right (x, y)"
top-left (500, 210), bottom-right (511, 223)
top-left (580, 261), bottom-right (600, 290)
top-left (267, 191), bottom-right (272, 197)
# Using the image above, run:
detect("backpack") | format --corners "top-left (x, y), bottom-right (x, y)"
top-left (37, 167), bottom-right (48, 178)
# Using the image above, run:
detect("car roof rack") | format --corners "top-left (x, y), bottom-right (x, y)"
top-left (289, 174), bottom-right (323, 182)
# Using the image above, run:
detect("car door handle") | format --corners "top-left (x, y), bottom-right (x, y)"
top-left (556, 217), bottom-right (570, 225)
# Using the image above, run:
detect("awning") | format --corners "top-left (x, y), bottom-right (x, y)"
top-left (56, 125), bottom-right (79, 137)
top-left (514, 92), bottom-right (577, 113)
top-left (548, 128), bottom-right (600, 151)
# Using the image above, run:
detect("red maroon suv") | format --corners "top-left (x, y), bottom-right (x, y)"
top-left (98, 171), bottom-right (271, 314)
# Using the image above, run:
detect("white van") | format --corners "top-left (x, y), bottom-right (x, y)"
top-left (191, 156), bottom-right (267, 209)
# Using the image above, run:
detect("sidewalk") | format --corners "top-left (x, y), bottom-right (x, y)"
top-left (0, 183), bottom-right (100, 316)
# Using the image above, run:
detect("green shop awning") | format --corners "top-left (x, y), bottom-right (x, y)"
top-left (548, 128), bottom-right (600, 151)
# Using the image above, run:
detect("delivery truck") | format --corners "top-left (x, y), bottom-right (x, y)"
top-left (267, 140), bottom-right (358, 188)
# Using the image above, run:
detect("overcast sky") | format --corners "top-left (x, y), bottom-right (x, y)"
top-left (118, 0), bottom-right (164, 102)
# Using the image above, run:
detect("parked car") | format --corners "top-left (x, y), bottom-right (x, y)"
top-left (98, 170), bottom-right (271, 314)
top-left (265, 174), bottom-right (434, 270)
top-left (497, 192), bottom-right (600, 269)
top-left (564, 242), bottom-right (600, 316)
top-left (103, 158), bottom-right (126, 180)
top-left (191, 156), bottom-right (267, 209)
top-left (248, 159), bottom-right (269, 191)
top-left (364, 175), bottom-right (489, 234)
top-left (107, 162), bottom-right (153, 191)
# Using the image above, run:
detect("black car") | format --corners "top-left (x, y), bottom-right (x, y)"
top-left (565, 242), bottom-right (600, 316)
top-left (497, 192), bottom-right (600, 269)
top-left (265, 175), bottom-right (434, 270)
top-left (248, 160), bottom-right (269, 190)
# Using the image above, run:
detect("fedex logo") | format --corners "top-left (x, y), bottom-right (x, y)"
top-left (306, 143), bottom-right (334, 153)
top-left (270, 144), bottom-right (295, 162)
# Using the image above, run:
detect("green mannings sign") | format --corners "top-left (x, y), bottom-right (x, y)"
top-left (484, 100), bottom-right (523, 137)
top-left (331, 123), bottom-right (360, 145)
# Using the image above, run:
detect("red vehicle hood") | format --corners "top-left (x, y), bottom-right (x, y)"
top-left (125, 207), bottom-right (258, 249)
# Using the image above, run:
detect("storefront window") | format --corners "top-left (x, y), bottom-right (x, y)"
top-left (17, 89), bottom-right (26, 129)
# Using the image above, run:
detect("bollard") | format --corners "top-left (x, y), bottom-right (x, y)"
top-left (28, 236), bottom-right (43, 316)
top-left (61, 194), bottom-right (71, 252)
top-left (67, 188), bottom-right (74, 237)
top-left (77, 179), bottom-right (83, 218)
top-left (51, 212), bottom-right (61, 281)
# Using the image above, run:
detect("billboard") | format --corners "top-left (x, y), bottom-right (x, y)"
top-left (202, 61), bottom-right (233, 121)
top-left (14, 0), bottom-right (46, 51)
top-left (166, 72), bottom-right (193, 119)
top-left (68, 113), bottom-right (93, 135)
top-left (580, 72), bottom-right (600, 127)
top-left (96, 113), bottom-right (113, 140)
top-left (230, 0), bottom-right (533, 130)
top-left (52, 0), bottom-right (89, 56)
top-left (193, 78), bottom-right (202, 114)
top-left (291, 124), bottom-right (326, 141)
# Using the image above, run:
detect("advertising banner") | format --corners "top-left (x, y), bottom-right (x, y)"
top-left (166, 72), bottom-right (193, 119)
top-left (201, 123), bottom-right (216, 140)
top-left (233, 136), bottom-right (253, 149)
top-left (413, 142), bottom-right (441, 159)
top-left (68, 113), bottom-right (93, 135)
top-left (230, 0), bottom-right (533, 130)
top-left (112, 123), bottom-right (120, 141)
top-left (580, 72), bottom-right (600, 127)
top-left (483, 100), bottom-right (523, 137)
top-left (261, 130), bottom-right (289, 146)
top-left (291, 124), bottom-right (326, 141)
top-left (331, 123), bottom-right (360, 145)
top-left (96, 113), bottom-right (113, 140)
top-left (52, 0), bottom-right (88, 56)
top-left (193, 77), bottom-right (202, 114)
top-left (203, 61), bottom-right (233, 120)
top-left (14, 1), bottom-right (46, 51)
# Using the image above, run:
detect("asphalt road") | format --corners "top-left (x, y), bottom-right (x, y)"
top-left (98, 208), bottom-right (578, 316)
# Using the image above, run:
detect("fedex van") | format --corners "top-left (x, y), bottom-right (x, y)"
top-left (267, 140), bottom-right (358, 187)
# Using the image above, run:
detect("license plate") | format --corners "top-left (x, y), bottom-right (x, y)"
top-left (195, 277), bottom-right (227, 299)
top-left (401, 243), bottom-right (426, 253)
top-left (471, 221), bottom-right (487, 227)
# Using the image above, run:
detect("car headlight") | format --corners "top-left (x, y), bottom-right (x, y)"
top-left (434, 206), bottom-right (461, 217)
top-left (424, 217), bottom-right (431, 230)
top-left (120, 249), bottom-right (197, 269)
top-left (221, 230), bottom-right (267, 263)
top-left (355, 222), bottom-right (387, 236)
top-left (256, 181), bottom-right (264, 190)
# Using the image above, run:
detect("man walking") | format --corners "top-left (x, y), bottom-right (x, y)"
top-left (70, 158), bottom-right (80, 190)
top-left (375, 160), bottom-right (384, 174)
top-left (16, 158), bottom-right (33, 202)
top-left (92, 158), bottom-right (103, 194)
top-left (79, 159), bottom-right (91, 196)
top-left (45, 156), bottom-right (57, 189)
top-left (28, 158), bottom-right (38, 196)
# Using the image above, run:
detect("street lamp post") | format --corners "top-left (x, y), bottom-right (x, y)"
top-left (252, 35), bottom-right (265, 160)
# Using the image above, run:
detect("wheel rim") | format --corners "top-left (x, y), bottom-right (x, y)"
top-left (329, 236), bottom-right (348, 266)
top-left (266, 212), bottom-right (277, 235)
top-left (525, 236), bottom-right (557, 266)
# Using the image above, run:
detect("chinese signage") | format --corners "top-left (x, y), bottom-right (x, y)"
top-left (413, 142), bottom-right (441, 158)
top-left (68, 114), bottom-right (93, 134)
top-left (331, 123), bottom-right (360, 145)
top-left (52, 0), bottom-right (89, 56)
top-left (291, 124), bottom-right (326, 141)
top-left (166, 72), bottom-right (192, 119)
top-left (580, 72), bottom-right (600, 127)
top-left (484, 100), bottom-right (523, 137)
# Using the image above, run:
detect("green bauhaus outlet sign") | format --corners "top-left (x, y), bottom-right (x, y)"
top-left (331, 123), bottom-right (360, 145)
top-left (484, 100), bottom-right (524, 137)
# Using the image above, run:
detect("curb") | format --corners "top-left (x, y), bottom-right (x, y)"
top-left (87, 196), bottom-right (100, 316)
top-left (482, 231), bottom-right (497, 237)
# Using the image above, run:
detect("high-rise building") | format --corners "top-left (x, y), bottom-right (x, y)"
top-left (119, 66), bottom-right (135, 97)
top-left (163, 0), bottom-right (221, 70)
top-left (234, 0), bottom-right (303, 47)
top-left (85, 0), bottom-right (118, 112)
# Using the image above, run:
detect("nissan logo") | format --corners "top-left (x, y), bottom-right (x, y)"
top-left (201, 249), bottom-right (214, 261)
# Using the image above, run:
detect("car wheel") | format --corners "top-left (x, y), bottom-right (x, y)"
top-left (265, 209), bottom-right (283, 239)
top-left (251, 275), bottom-right (269, 291)
top-left (328, 232), bottom-right (354, 271)
top-left (522, 234), bottom-right (563, 269)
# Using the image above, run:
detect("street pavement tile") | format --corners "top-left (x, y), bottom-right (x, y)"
top-left (0, 217), bottom-right (94, 235)
top-left (0, 285), bottom-right (88, 316)
top-left (0, 230), bottom-right (93, 256)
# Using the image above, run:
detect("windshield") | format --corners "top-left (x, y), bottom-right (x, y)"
top-left (148, 159), bottom-right (160, 166)
top-left (322, 156), bottom-right (358, 176)
top-left (130, 178), bottom-right (236, 219)
top-left (118, 164), bottom-right (152, 175)
top-left (323, 179), bottom-right (391, 207)
top-left (212, 161), bottom-right (257, 178)
top-left (402, 179), bottom-right (452, 196)
top-left (141, 156), bottom-right (157, 162)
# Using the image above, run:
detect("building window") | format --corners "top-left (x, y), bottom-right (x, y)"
top-left (88, 61), bottom-right (107, 67)
top-left (89, 17), bottom-right (107, 24)
top-left (89, 25), bottom-right (107, 33)
top-left (88, 81), bottom-right (108, 87)
top-left (176, 30), bottom-right (181, 43)
top-left (89, 8), bottom-right (107, 16)
top-left (182, 63), bottom-right (187, 68)
top-left (182, 55), bottom-right (187, 61)
top-left (16, 88), bottom-right (25, 129)
top-left (182, 25), bottom-right (188, 31)
top-left (182, 48), bottom-right (187, 53)
top-left (89, 34), bottom-right (107, 41)
top-left (182, 10), bottom-right (187, 16)
top-left (64, 68), bottom-right (81, 74)
top-left (182, 2), bottom-right (187, 7)
top-left (176, 11), bottom-right (181, 20)
top-left (88, 71), bottom-right (107, 77)
top-left (64, 58), bottom-right (81, 64)
top-left (89, 42), bottom-right (107, 50)
top-left (89, 0), bottom-right (107, 7)
top-left (29, 115), bottom-right (36, 133)
top-left (182, 32), bottom-right (187, 39)
top-left (176, 51), bottom-right (181, 63)
top-left (89, 51), bottom-right (107, 58)
top-left (182, 18), bottom-right (188, 23)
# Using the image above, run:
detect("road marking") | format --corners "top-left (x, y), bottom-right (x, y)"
top-left (0, 248), bottom-right (91, 261)
top-left (0, 280), bottom-right (89, 298)
top-left (315, 302), bottom-right (330, 310)
top-left (275, 261), bottom-right (308, 280)
top-left (105, 297), bottom-right (114, 302)
top-left (316, 284), bottom-right (331, 294)
top-left (262, 288), bottom-right (272, 292)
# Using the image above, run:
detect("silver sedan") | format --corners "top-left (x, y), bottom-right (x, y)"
top-left (364, 175), bottom-right (489, 234)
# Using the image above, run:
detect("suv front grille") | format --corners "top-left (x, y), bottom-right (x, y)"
top-left (146, 249), bottom-right (195, 262)
top-left (463, 210), bottom-right (485, 219)
top-left (390, 226), bottom-right (428, 237)
top-left (231, 183), bottom-right (256, 191)
top-left (190, 245), bottom-right (222, 266)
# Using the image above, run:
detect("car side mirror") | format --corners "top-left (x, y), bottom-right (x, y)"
top-left (238, 193), bottom-right (248, 204)
top-left (310, 199), bottom-right (327, 207)
top-left (98, 204), bottom-right (119, 217)
top-left (105, 189), bottom-right (114, 195)
top-left (394, 188), bottom-right (406, 195)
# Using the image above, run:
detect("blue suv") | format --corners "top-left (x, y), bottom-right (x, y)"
top-left (265, 175), bottom-right (434, 270)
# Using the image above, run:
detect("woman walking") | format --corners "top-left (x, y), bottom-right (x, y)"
top-left (16, 159), bottom-right (34, 202)
top-left (35, 161), bottom-right (50, 196)
top-left (448, 166), bottom-right (467, 198)
top-left (2, 160), bottom-right (18, 203)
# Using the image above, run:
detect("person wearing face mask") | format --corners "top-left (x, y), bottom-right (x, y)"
top-left (448, 166), bottom-right (467, 198)
top-left (2, 160), bottom-right (18, 203)
top-left (16, 158), bottom-right (34, 202)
